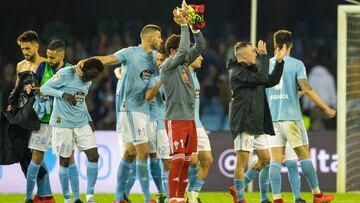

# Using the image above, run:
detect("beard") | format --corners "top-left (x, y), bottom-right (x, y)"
top-left (24, 54), bottom-right (35, 62)
top-left (49, 62), bottom-right (60, 68)
top-left (151, 42), bottom-right (160, 51)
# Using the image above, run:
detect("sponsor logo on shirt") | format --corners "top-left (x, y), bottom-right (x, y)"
top-left (74, 92), bottom-right (85, 103)
top-left (270, 94), bottom-right (289, 100)
top-left (56, 117), bottom-right (61, 123)
top-left (140, 70), bottom-right (153, 80)
top-left (195, 88), bottom-right (200, 98)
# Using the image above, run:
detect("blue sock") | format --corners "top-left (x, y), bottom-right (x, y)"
top-left (234, 179), bottom-right (245, 201)
top-left (114, 160), bottom-right (134, 201)
top-left (193, 179), bottom-right (205, 192)
top-left (188, 166), bottom-right (198, 192)
top-left (162, 170), bottom-right (169, 199)
top-left (124, 163), bottom-right (136, 197)
top-left (41, 162), bottom-right (52, 196)
top-left (285, 160), bottom-right (301, 200)
top-left (269, 162), bottom-right (282, 197)
top-left (150, 158), bottom-right (164, 193)
top-left (300, 159), bottom-right (319, 190)
top-left (59, 166), bottom-right (71, 199)
top-left (68, 163), bottom-right (80, 200)
top-left (137, 160), bottom-right (151, 202)
top-left (86, 161), bottom-right (98, 195)
top-left (259, 164), bottom-right (270, 201)
top-left (244, 168), bottom-right (259, 186)
top-left (26, 161), bottom-right (41, 200)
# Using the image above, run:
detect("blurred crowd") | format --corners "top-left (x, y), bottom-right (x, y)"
top-left (0, 20), bottom-right (338, 131)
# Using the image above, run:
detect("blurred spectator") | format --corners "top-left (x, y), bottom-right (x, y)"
top-left (0, 63), bottom-right (16, 110)
top-left (302, 47), bottom-right (336, 130)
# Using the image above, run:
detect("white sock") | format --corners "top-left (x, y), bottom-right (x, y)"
top-left (64, 199), bottom-right (72, 203)
top-left (86, 194), bottom-right (94, 201)
top-left (312, 186), bottom-right (321, 194)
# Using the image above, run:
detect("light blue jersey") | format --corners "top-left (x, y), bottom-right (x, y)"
top-left (148, 74), bottom-right (166, 129)
top-left (114, 46), bottom-right (157, 115)
top-left (191, 71), bottom-right (203, 128)
top-left (266, 56), bottom-right (307, 121)
top-left (115, 78), bottom-right (122, 119)
top-left (40, 66), bottom-right (92, 128)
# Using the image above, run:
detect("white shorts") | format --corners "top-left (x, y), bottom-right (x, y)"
top-left (234, 132), bottom-right (269, 152)
top-left (149, 121), bottom-right (158, 153)
top-left (284, 142), bottom-right (298, 161)
top-left (118, 111), bottom-right (149, 145)
top-left (269, 121), bottom-right (309, 148)
top-left (156, 129), bottom-right (171, 159)
top-left (197, 127), bottom-right (211, 152)
top-left (148, 121), bottom-right (171, 159)
top-left (28, 124), bottom-right (52, 152)
top-left (52, 124), bottom-right (97, 158)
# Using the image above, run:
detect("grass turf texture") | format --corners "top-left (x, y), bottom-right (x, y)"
top-left (0, 192), bottom-right (359, 203)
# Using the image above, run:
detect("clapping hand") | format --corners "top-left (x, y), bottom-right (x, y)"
top-left (275, 44), bottom-right (287, 63)
top-left (257, 40), bottom-right (267, 55)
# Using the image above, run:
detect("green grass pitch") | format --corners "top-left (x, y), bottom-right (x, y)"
top-left (1, 192), bottom-right (359, 203)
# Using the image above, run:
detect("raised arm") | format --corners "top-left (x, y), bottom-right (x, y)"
top-left (187, 28), bottom-right (206, 64)
top-left (161, 10), bottom-right (190, 72)
top-left (266, 45), bottom-right (287, 87)
top-left (76, 54), bottom-right (119, 75)
top-left (233, 55), bottom-right (269, 86)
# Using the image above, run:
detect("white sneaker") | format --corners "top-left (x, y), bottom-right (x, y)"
top-left (188, 191), bottom-right (199, 203)
top-left (86, 197), bottom-right (98, 203)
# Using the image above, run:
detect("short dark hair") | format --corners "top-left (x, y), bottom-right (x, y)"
top-left (157, 44), bottom-right (168, 57)
top-left (140, 24), bottom-right (161, 38)
top-left (83, 58), bottom-right (104, 72)
top-left (47, 39), bottom-right (65, 51)
top-left (165, 34), bottom-right (180, 56)
top-left (17, 30), bottom-right (39, 44)
top-left (233, 42), bottom-right (252, 55)
top-left (273, 30), bottom-right (292, 48)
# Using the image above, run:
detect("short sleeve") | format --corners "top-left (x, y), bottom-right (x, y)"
top-left (148, 75), bottom-right (160, 88)
top-left (113, 48), bottom-right (130, 65)
top-left (296, 61), bottom-right (307, 80)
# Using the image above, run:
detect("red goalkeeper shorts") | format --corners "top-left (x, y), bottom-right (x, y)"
top-left (164, 120), bottom-right (197, 155)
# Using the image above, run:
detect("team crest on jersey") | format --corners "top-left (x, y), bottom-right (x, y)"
top-left (74, 92), bottom-right (85, 103)
top-left (53, 74), bottom-right (60, 81)
top-left (140, 70), bottom-right (153, 80)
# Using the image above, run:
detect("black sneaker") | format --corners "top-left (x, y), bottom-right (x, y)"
top-left (74, 199), bottom-right (84, 203)
top-left (25, 200), bottom-right (33, 203)
top-left (260, 199), bottom-right (272, 203)
top-left (157, 193), bottom-right (167, 203)
top-left (197, 197), bottom-right (203, 203)
top-left (295, 198), bottom-right (306, 203)
top-left (123, 194), bottom-right (132, 203)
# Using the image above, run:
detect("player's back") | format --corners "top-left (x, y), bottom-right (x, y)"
top-left (114, 46), bottom-right (157, 114)
top-left (266, 55), bottom-right (307, 121)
